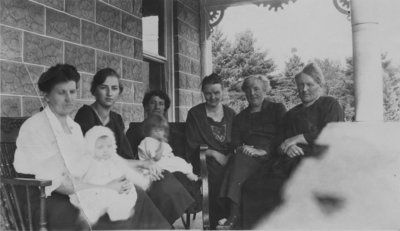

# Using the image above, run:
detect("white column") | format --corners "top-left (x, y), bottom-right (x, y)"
top-left (200, 0), bottom-right (213, 77)
top-left (351, 0), bottom-right (384, 121)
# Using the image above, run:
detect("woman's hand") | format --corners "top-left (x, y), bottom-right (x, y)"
top-left (141, 160), bottom-right (164, 181)
top-left (280, 134), bottom-right (307, 153)
top-left (206, 149), bottom-right (229, 166)
top-left (285, 144), bottom-right (304, 158)
top-left (240, 145), bottom-right (267, 157)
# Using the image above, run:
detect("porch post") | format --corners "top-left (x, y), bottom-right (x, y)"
top-left (200, 0), bottom-right (213, 78)
top-left (351, 0), bottom-right (384, 121)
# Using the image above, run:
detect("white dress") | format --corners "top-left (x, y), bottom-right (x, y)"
top-left (138, 137), bottom-right (194, 175)
top-left (69, 155), bottom-right (139, 224)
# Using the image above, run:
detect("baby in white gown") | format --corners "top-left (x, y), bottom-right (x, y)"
top-left (69, 126), bottom-right (149, 225)
top-left (138, 113), bottom-right (198, 182)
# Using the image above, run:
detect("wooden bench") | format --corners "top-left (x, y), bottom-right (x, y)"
top-left (0, 117), bottom-right (52, 231)
top-left (128, 122), bottom-right (210, 230)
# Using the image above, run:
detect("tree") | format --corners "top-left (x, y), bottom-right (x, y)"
top-left (211, 29), bottom-right (276, 112)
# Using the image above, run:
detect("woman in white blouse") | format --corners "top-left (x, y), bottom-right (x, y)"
top-left (14, 64), bottom-right (170, 230)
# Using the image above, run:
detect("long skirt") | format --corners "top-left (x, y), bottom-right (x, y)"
top-left (146, 171), bottom-right (195, 225)
top-left (219, 152), bottom-right (266, 205)
top-left (27, 186), bottom-right (170, 230)
top-left (241, 156), bottom-right (303, 229)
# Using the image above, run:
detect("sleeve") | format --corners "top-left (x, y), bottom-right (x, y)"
top-left (138, 138), bottom-right (157, 160)
top-left (303, 98), bottom-right (345, 144)
top-left (74, 106), bottom-right (95, 135)
top-left (270, 103), bottom-right (287, 156)
top-left (14, 122), bottom-right (65, 196)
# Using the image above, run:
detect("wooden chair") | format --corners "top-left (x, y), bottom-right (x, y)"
top-left (0, 117), bottom-right (52, 231)
top-left (128, 122), bottom-right (210, 230)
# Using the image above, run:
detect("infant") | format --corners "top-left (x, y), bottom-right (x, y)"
top-left (138, 113), bottom-right (198, 182)
top-left (70, 126), bottom-right (149, 225)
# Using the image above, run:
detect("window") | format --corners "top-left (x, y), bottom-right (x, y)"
top-left (142, 0), bottom-right (174, 118)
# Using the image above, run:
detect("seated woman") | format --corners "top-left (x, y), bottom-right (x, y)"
top-left (241, 63), bottom-right (345, 228)
top-left (185, 73), bottom-right (236, 229)
top-left (74, 68), bottom-right (194, 225)
top-left (13, 64), bottom-right (170, 230)
top-left (218, 75), bottom-right (286, 229)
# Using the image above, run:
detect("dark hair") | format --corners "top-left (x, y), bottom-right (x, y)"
top-left (142, 113), bottom-right (169, 139)
top-left (142, 90), bottom-right (171, 112)
top-left (201, 73), bottom-right (223, 91)
top-left (38, 64), bottom-right (80, 93)
top-left (90, 68), bottom-right (123, 95)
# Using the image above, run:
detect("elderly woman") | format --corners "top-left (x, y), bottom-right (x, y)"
top-left (240, 63), bottom-right (345, 228)
top-left (74, 70), bottom-right (194, 226)
top-left (185, 73), bottom-right (236, 229)
top-left (218, 75), bottom-right (286, 229)
top-left (13, 64), bottom-right (170, 230)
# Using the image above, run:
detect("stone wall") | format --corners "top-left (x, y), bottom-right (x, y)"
top-left (0, 0), bottom-right (147, 125)
top-left (174, 0), bottom-right (202, 122)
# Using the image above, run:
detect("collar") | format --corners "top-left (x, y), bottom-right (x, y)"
top-left (44, 106), bottom-right (75, 135)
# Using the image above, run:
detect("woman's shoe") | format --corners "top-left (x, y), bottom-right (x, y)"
top-left (216, 215), bottom-right (240, 230)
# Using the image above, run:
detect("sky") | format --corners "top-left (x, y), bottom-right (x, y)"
top-left (217, 0), bottom-right (400, 71)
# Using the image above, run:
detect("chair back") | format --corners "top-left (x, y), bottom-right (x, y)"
top-left (0, 117), bottom-right (28, 231)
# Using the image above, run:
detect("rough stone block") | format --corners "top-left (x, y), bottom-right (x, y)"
top-left (119, 79), bottom-right (134, 103)
top-left (176, 54), bottom-right (191, 74)
top-left (176, 107), bottom-right (188, 122)
top-left (177, 21), bottom-right (199, 44)
top-left (177, 37), bottom-right (200, 59)
top-left (80, 73), bottom-right (94, 100)
top-left (176, 72), bottom-right (187, 89)
top-left (133, 39), bottom-right (143, 59)
top-left (121, 103), bottom-right (134, 123)
top-left (23, 32), bottom-right (63, 66)
top-left (191, 60), bottom-right (201, 76)
top-left (0, 26), bottom-right (22, 61)
top-left (192, 91), bottom-right (202, 105)
top-left (65, 0), bottom-right (95, 21)
top-left (1, 95), bottom-right (21, 117)
top-left (0, 61), bottom-right (43, 95)
top-left (22, 96), bottom-right (43, 116)
top-left (121, 12), bottom-right (141, 38)
top-left (81, 20), bottom-right (109, 51)
top-left (112, 102), bottom-right (122, 115)
top-left (133, 82), bottom-right (144, 104)
top-left (0, 0), bottom-right (44, 34)
top-left (65, 43), bottom-right (95, 73)
top-left (96, 1), bottom-right (121, 31)
top-left (122, 57), bottom-right (142, 81)
top-left (96, 51), bottom-right (121, 74)
top-left (176, 2), bottom-right (199, 29)
top-left (110, 31), bottom-right (135, 58)
top-left (132, 0), bottom-right (142, 17)
top-left (177, 90), bottom-right (192, 107)
top-left (32, 0), bottom-right (64, 10)
top-left (187, 74), bottom-right (201, 90)
top-left (109, 0), bottom-right (132, 13)
top-left (46, 8), bottom-right (80, 43)
top-left (142, 61), bottom-right (149, 90)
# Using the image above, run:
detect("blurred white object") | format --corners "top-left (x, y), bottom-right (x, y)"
top-left (258, 122), bottom-right (400, 229)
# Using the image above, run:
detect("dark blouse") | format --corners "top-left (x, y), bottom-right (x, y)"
top-left (207, 116), bottom-right (227, 143)
top-left (280, 96), bottom-right (345, 146)
top-left (126, 123), bottom-right (144, 159)
top-left (74, 105), bottom-right (134, 159)
top-left (231, 100), bottom-right (286, 154)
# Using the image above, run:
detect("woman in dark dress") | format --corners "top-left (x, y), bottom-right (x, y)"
top-left (13, 64), bottom-right (170, 230)
top-left (241, 62), bottom-right (345, 228)
top-left (185, 73), bottom-right (236, 229)
top-left (75, 68), bottom-right (194, 226)
top-left (217, 75), bottom-right (286, 229)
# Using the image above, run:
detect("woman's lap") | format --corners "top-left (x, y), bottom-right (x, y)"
top-left (147, 171), bottom-right (195, 225)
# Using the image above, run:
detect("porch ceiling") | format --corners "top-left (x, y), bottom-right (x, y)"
top-left (205, 0), bottom-right (297, 11)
